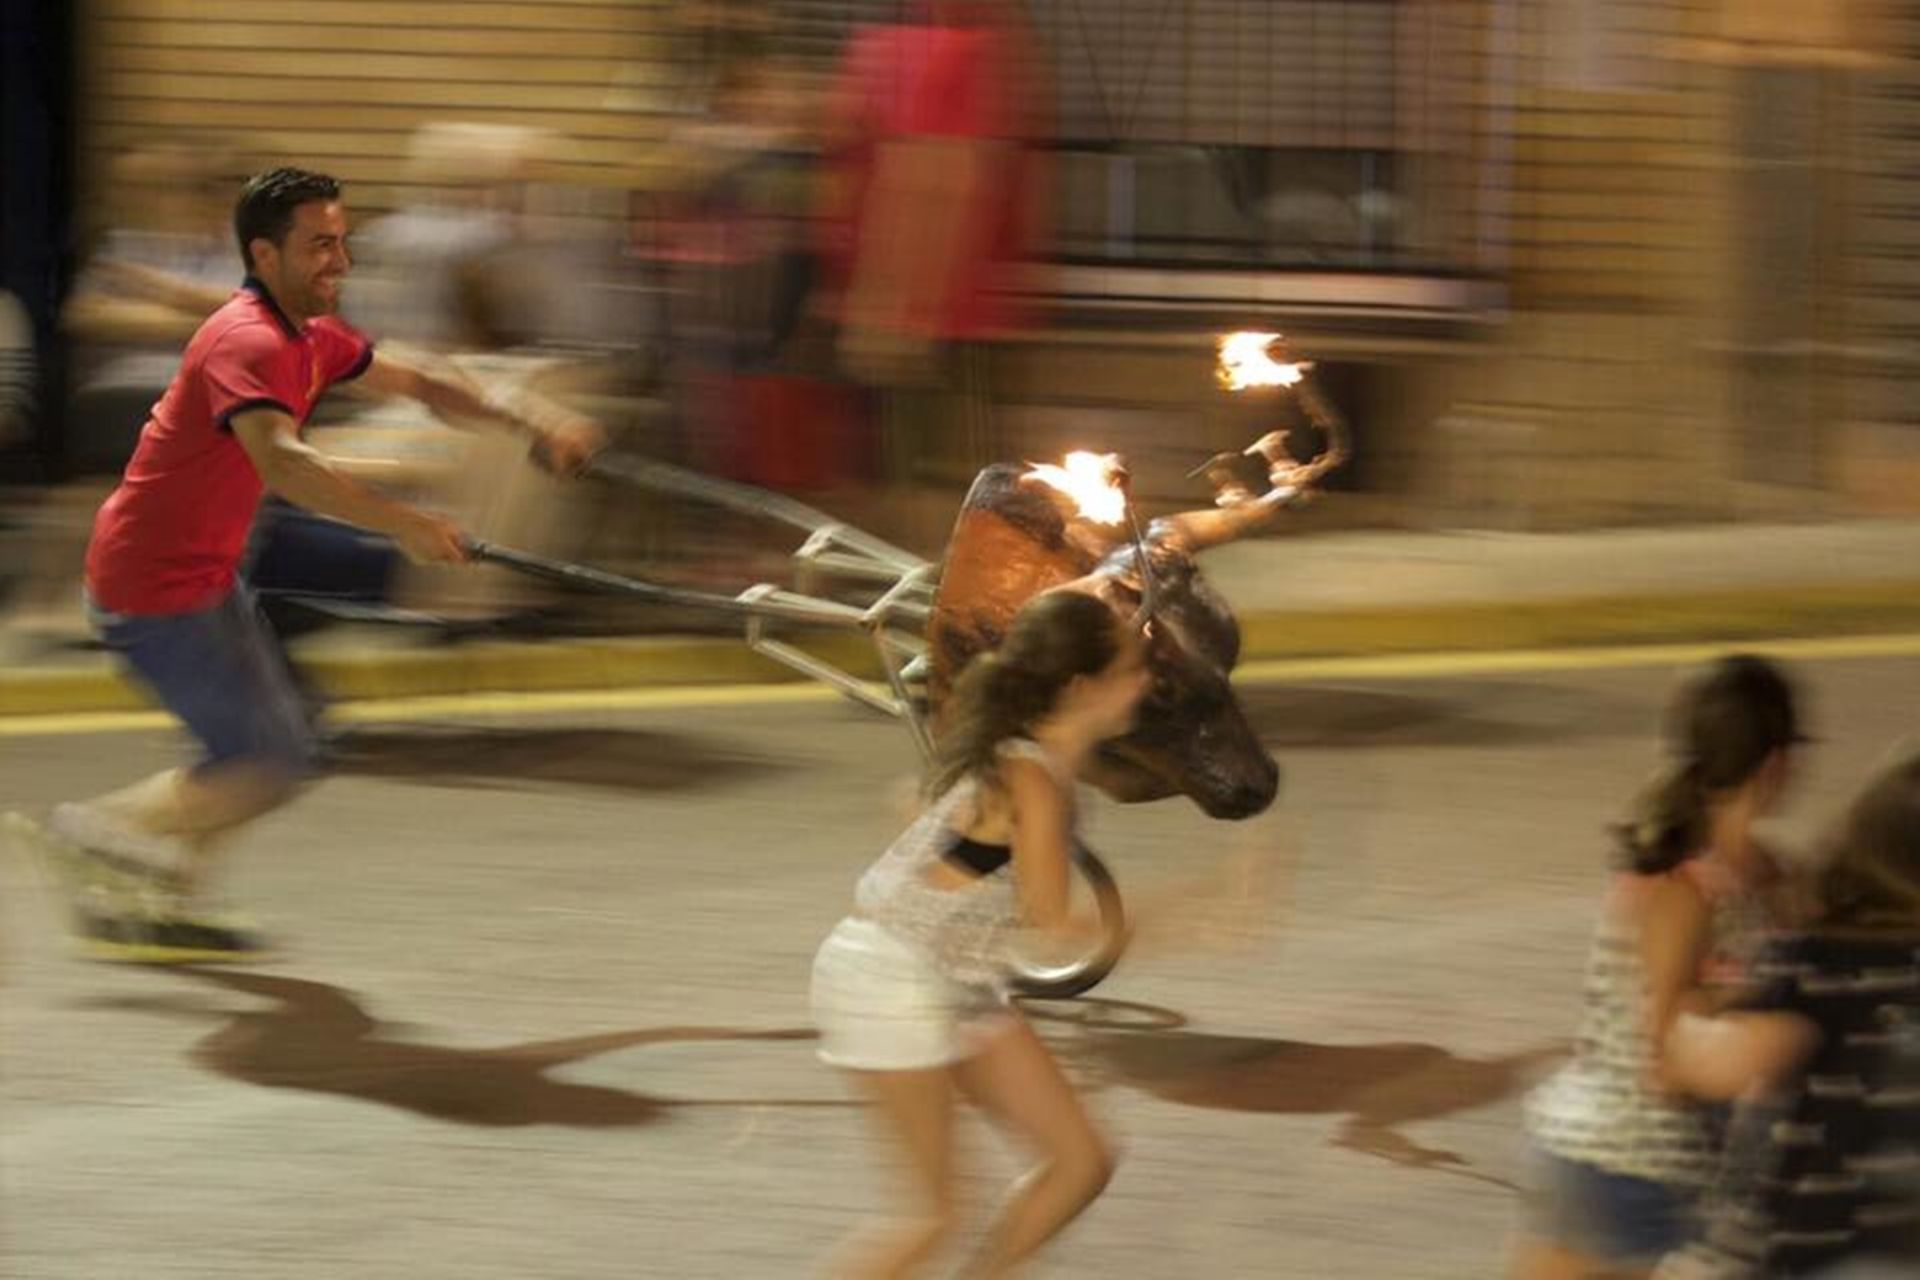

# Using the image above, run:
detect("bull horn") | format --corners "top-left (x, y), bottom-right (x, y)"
top-left (1161, 370), bottom-right (1351, 556)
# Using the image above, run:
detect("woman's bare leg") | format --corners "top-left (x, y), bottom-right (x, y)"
top-left (827, 1066), bottom-right (959, 1280)
top-left (954, 1016), bottom-right (1115, 1278)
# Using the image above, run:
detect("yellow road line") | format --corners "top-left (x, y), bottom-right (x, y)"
top-left (0, 680), bottom-right (844, 739)
top-left (1234, 629), bottom-right (1920, 683)
top-left (5, 630), bottom-right (1920, 739)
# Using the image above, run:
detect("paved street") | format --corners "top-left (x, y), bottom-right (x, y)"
top-left (4, 646), bottom-right (1917, 1279)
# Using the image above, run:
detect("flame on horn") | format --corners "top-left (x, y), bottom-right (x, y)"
top-left (1217, 331), bottom-right (1305, 391)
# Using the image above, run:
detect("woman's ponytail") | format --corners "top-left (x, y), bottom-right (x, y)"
top-left (1614, 760), bottom-right (1709, 874)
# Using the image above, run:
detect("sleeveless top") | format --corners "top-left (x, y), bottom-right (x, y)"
top-left (1525, 855), bottom-right (1777, 1186)
top-left (853, 738), bottom-right (1073, 994)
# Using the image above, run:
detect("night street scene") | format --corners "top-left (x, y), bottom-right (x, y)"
top-left (2, 4), bottom-right (1917, 1278)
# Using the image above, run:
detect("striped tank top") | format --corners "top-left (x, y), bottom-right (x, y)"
top-left (1525, 856), bottom-right (1775, 1186)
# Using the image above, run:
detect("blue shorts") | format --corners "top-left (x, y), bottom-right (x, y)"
top-left (93, 586), bottom-right (319, 775)
top-left (1523, 1146), bottom-right (1699, 1267)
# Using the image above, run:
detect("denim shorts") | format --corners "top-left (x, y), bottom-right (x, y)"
top-left (92, 585), bottom-right (318, 775)
top-left (1523, 1145), bottom-right (1699, 1267)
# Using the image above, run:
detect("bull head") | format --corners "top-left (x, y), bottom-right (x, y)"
top-left (926, 464), bottom-right (1283, 820)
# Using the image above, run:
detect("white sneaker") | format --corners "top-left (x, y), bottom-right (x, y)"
top-left (47, 803), bottom-right (184, 889)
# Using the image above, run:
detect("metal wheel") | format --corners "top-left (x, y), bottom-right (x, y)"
top-left (1008, 842), bottom-right (1129, 999)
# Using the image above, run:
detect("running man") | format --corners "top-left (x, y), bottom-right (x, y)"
top-left (23, 167), bottom-right (604, 961)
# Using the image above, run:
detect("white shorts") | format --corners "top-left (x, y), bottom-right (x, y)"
top-left (810, 917), bottom-right (1013, 1071)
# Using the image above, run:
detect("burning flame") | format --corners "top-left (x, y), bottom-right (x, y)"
top-left (1217, 331), bottom-right (1305, 391)
top-left (1026, 450), bottom-right (1128, 526)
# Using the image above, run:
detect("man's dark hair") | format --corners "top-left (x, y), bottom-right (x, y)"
top-left (233, 167), bottom-right (342, 271)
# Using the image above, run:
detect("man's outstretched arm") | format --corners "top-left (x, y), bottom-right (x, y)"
top-left (353, 351), bottom-right (606, 475)
top-left (230, 406), bottom-right (467, 564)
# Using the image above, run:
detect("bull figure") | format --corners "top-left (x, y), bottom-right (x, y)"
top-left (925, 467), bottom-right (1261, 817)
top-left (927, 400), bottom-right (1348, 822)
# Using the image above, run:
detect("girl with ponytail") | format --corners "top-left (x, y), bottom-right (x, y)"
top-left (809, 588), bottom-right (1149, 1279)
top-left (1515, 655), bottom-right (1813, 1280)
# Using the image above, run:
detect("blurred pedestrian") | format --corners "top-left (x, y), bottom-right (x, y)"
top-left (810, 589), bottom-right (1144, 1278)
top-left (344, 122), bottom-right (532, 352)
top-left (62, 139), bottom-right (241, 474)
top-left (289, 123), bottom-right (584, 626)
top-left (1660, 746), bottom-right (1920, 1278)
top-left (664, 54), bottom-right (849, 491)
top-left (17, 167), bottom-right (603, 962)
top-left (1513, 655), bottom-right (1817, 1279)
top-left (820, 0), bottom-right (1048, 482)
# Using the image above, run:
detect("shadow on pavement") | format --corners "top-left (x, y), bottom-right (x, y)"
top-left (84, 968), bottom-right (830, 1128)
top-left (1240, 682), bottom-right (1642, 751)
top-left (1027, 998), bottom-right (1562, 1189)
top-left (323, 724), bottom-right (791, 794)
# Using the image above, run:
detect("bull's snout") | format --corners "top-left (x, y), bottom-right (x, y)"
top-left (1196, 754), bottom-right (1281, 820)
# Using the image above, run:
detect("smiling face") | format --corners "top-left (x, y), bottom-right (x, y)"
top-left (250, 199), bottom-right (351, 322)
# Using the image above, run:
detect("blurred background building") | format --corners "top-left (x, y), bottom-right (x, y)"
top-left (1, 0), bottom-right (1915, 533)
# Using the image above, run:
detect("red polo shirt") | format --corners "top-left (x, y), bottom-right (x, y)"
top-left (85, 278), bottom-right (372, 616)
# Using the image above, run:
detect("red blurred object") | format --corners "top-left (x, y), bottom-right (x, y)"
top-left (739, 374), bottom-right (863, 491)
top-left (691, 372), bottom-right (866, 492)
